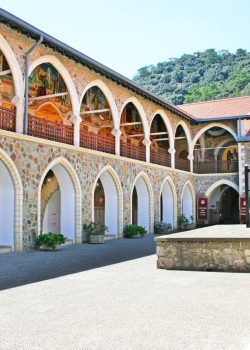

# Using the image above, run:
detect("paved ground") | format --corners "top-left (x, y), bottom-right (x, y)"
top-left (0, 234), bottom-right (156, 290)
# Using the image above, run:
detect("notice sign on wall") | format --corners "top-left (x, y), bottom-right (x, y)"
top-left (240, 197), bottom-right (246, 222)
top-left (198, 197), bottom-right (208, 220)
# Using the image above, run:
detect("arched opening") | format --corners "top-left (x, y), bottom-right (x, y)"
top-left (132, 176), bottom-right (150, 230)
top-left (0, 159), bottom-right (15, 251)
top-left (41, 164), bottom-right (76, 241)
top-left (160, 180), bottom-right (174, 227)
top-left (182, 184), bottom-right (194, 220)
top-left (28, 63), bottom-right (73, 144)
top-left (193, 126), bottom-right (238, 173)
top-left (93, 171), bottom-right (119, 236)
top-left (0, 50), bottom-right (16, 131)
top-left (150, 114), bottom-right (171, 167)
top-left (120, 102), bottom-right (146, 161)
top-left (175, 124), bottom-right (190, 171)
top-left (208, 184), bottom-right (239, 224)
top-left (80, 86), bottom-right (115, 154)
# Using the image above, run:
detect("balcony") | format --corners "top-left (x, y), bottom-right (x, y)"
top-left (120, 141), bottom-right (146, 162)
top-left (175, 157), bottom-right (190, 172)
top-left (151, 148), bottom-right (171, 167)
top-left (0, 106), bottom-right (15, 132)
top-left (28, 115), bottom-right (74, 145)
top-left (80, 130), bottom-right (115, 154)
top-left (194, 160), bottom-right (238, 174)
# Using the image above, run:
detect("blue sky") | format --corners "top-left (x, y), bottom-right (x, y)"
top-left (0, 0), bottom-right (249, 78)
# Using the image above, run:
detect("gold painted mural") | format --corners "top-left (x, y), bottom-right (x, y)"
top-left (0, 50), bottom-right (14, 110)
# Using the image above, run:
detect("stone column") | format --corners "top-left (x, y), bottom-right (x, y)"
top-left (70, 114), bottom-right (82, 147)
top-left (112, 128), bottom-right (122, 156)
top-left (143, 138), bottom-right (151, 163)
top-left (168, 147), bottom-right (176, 168)
top-left (188, 153), bottom-right (194, 173)
top-left (12, 95), bottom-right (24, 134)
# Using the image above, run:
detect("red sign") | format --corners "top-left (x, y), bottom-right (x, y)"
top-left (198, 197), bottom-right (208, 220)
top-left (240, 197), bottom-right (246, 222)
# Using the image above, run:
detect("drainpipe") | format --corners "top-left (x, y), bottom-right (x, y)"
top-left (24, 35), bottom-right (43, 135)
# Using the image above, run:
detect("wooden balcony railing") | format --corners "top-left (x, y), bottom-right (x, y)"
top-left (80, 130), bottom-right (115, 154)
top-left (0, 106), bottom-right (15, 132)
top-left (120, 141), bottom-right (146, 161)
top-left (150, 148), bottom-right (171, 167)
top-left (194, 160), bottom-right (238, 174)
top-left (28, 115), bottom-right (74, 145)
top-left (175, 157), bottom-right (190, 172)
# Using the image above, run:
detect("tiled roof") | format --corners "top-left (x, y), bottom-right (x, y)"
top-left (178, 96), bottom-right (250, 120)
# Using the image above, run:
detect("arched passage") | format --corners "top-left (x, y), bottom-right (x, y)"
top-left (160, 177), bottom-right (177, 228)
top-left (120, 98), bottom-right (148, 161)
top-left (0, 149), bottom-right (23, 251)
top-left (131, 173), bottom-right (153, 232)
top-left (150, 114), bottom-right (171, 167)
top-left (174, 122), bottom-right (191, 171)
top-left (38, 158), bottom-right (82, 243)
top-left (181, 181), bottom-right (195, 220)
top-left (92, 166), bottom-right (123, 237)
top-left (205, 180), bottom-right (239, 224)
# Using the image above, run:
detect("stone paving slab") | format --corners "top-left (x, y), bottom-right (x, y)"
top-left (0, 255), bottom-right (250, 350)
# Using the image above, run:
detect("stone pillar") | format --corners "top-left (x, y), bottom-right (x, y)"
top-left (168, 147), bottom-right (176, 168)
top-left (143, 138), bottom-right (151, 163)
top-left (112, 128), bottom-right (122, 156)
top-left (70, 114), bottom-right (82, 147)
top-left (188, 153), bottom-right (194, 173)
top-left (12, 95), bottom-right (24, 134)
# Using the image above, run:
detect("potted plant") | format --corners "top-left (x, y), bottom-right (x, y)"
top-left (177, 214), bottom-right (189, 230)
top-left (186, 215), bottom-right (195, 230)
top-left (84, 221), bottom-right (108, 244)
top-left (154, 221), bottom-right (172, 234)
top-left (35, 232), bottom-right (66, 251)
top-left (124, 224), bottom-right (147, 238)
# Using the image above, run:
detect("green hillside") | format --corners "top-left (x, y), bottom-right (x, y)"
top-left (133, 49), bottom-right (250, 105)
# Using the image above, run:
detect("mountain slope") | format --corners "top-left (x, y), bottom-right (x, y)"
top-left (133, 49), bottom-right (250, 105)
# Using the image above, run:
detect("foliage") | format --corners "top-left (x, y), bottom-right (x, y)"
top-left (124, 224), bottom-right (147, 238)
top-left (35, 232), bottom-right (65, 250)
top-left (177, 214), bottom-right (193, 227)
top-left (83, 221), bottom-right (108, 236)
top-left (154, 221), bottom-right (172, 234)
top-left (133, 49), bottom-right (250, 104)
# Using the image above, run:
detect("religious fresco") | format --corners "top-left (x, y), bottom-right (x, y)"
top-left (120, 102), bottom-right (144, 146)
top-left (80, 86), bottom-right (113, 136)
top-left (28, 63), bottom-right (72, 124)
top-left (0, 50), bottom-right (14, 109)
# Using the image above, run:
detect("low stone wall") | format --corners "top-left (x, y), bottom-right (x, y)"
top-left (155, 226), bottom-right (250, 272)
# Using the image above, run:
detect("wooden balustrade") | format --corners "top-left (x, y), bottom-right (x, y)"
top-left (194, 160), bottom-right (238, 174)
top-left (80, 130), bottom-right (115, 154)
top-left (0, 106), bottom-right (15, 132)
top-left (150, 148), bottom-right (171, 167)
top-left (120, 141), bottom-right (146, 161)
top-left (28, 115), bottom-right (74, 145)
top-left (175, 157), bottom-right (190, 172)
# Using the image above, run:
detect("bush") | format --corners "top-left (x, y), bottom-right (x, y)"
top-left (177, 214), bottom-right (189, 226)
top-left (124, 224), bottom-right (147, 238)
top-left (83, 221), bottom-right (108, 236)
top-left (154, 221), bottom-right (172, 234)
top-left (35, 232), bottom-right (65, 250)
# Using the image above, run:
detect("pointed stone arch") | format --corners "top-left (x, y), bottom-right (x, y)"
top-left (130, 171), bottom-right (154, 232)
top-left (38, 157), bottom-right (82, 243)
top-left (80, 79), bottom-right (119, 130)
top-left (28, 55), bottom-right (79, 117)
top-left (181, 180), bottom-right (196, 221)
top-left (159, 176), bottom-right (177, 228)
top-left (205, 179), bottom-right (239, 198)
top-left (91, 165), bottom-right (123, 237)
top-left (0, 148), bottom-right (23, 251)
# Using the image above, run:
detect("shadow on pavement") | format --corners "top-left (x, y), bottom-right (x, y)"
top-left (0, 234), bottom-right (157, 291)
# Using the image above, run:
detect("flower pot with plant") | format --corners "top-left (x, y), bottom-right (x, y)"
top-left (177, 214), bottom-right (189, 230)
top-left (84, 221), bottom-right (108, 244)
top-left (154, 221), bottom-right (172, 235)
top-left (35, 232), bottom-right (66, 251)
top-left (124, 224), bottom-right (147, 238)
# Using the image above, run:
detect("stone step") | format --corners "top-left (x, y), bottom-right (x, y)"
top-left (104, 235), bottom-right (116, 241)
top-left (0, 246), bottom-right (12, 253)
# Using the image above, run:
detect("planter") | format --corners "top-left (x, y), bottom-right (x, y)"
top-left (125, 232), bottom-right (143, 238)
top-left (39, 244), bottom-right (61, 251)
top-left (186, 223), bottom-right (195, 230)
top-left (88, 235), bottom-right (105, 244)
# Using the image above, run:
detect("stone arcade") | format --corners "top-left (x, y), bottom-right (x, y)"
top-left (0, 9), bottom-right (249, 252)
